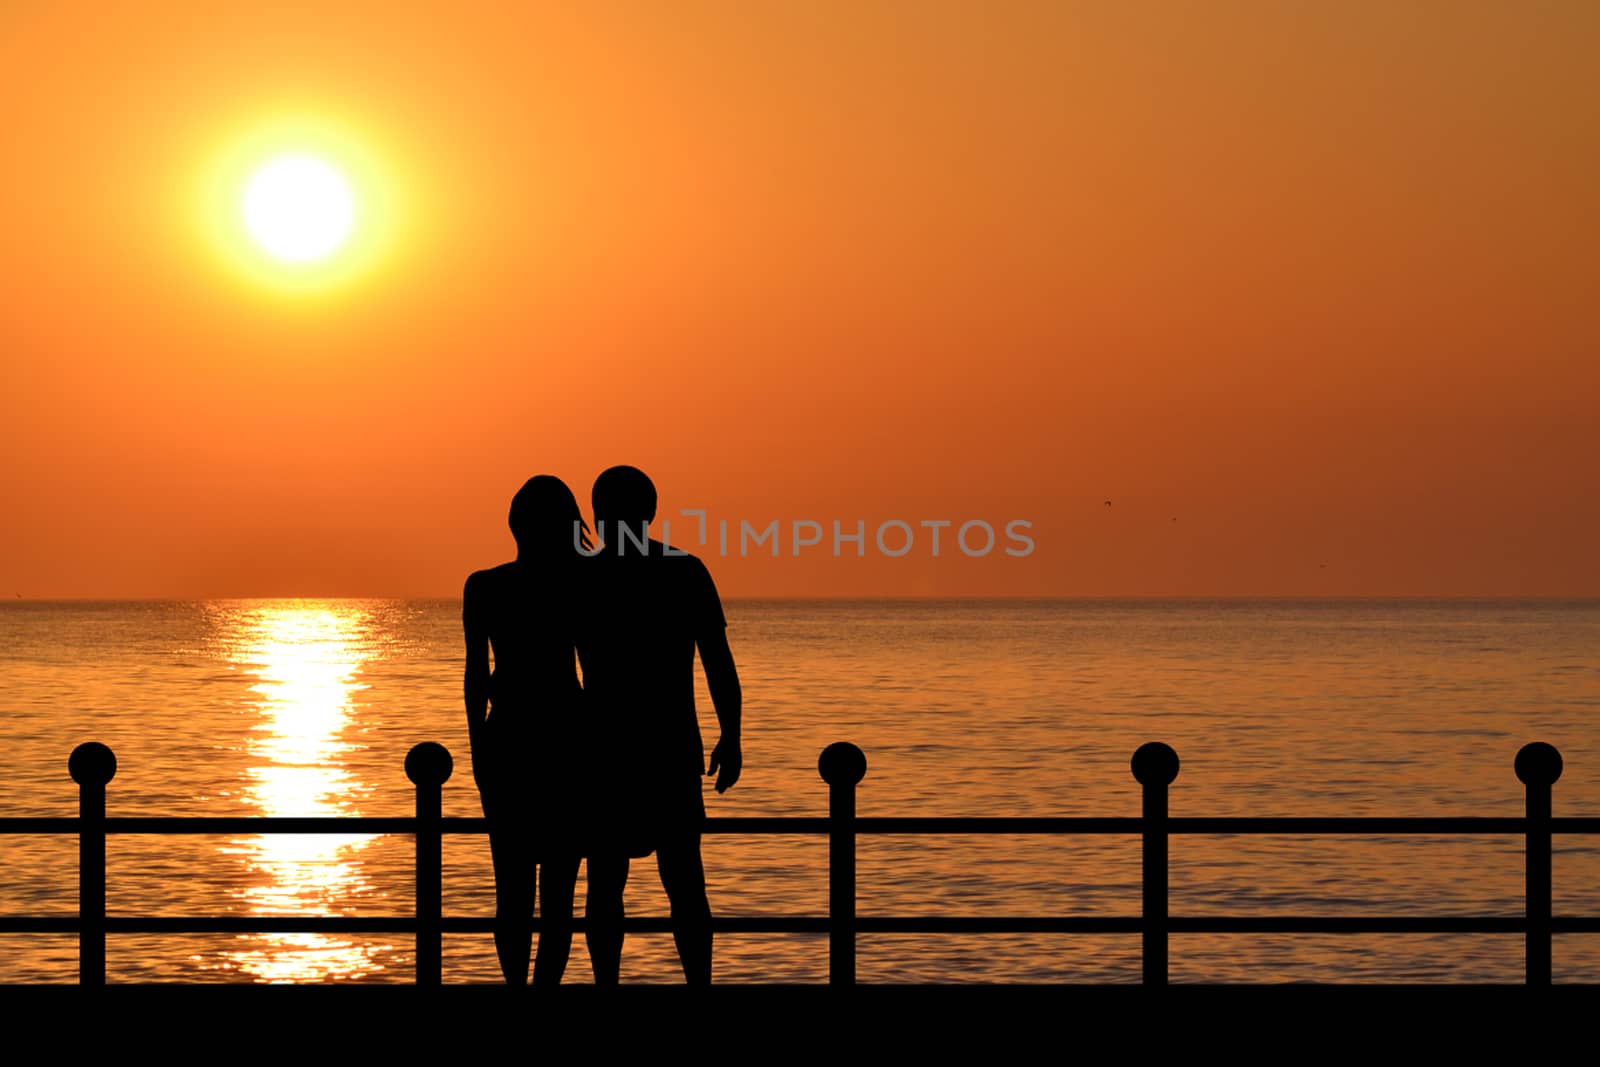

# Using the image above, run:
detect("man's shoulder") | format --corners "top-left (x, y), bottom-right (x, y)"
top-left (654, 544), bottom-right (720, 589)
top-left (584, 543), bottom-right (721, 613)
top-left (596, 540), bottom-right (713, 572)
top-left (656, 542), bottom-right (711, 570)
top-left (655, 545), bottom-right (724, 622)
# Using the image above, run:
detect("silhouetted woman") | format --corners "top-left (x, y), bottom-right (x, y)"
top-left (462, 475), bottom-right (591, 985)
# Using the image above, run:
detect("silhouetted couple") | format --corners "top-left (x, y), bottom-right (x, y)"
top-left (462, 465), bottom-right (742, 985)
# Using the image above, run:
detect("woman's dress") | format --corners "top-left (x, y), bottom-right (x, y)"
top-left (473, 561), bottom-right (587, 859)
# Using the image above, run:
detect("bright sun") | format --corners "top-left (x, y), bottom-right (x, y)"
top-left (241, 154), bottom-right (356, 264)
top-left (199, 111), bottom-right (407, 293)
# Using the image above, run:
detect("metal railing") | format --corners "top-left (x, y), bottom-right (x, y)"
top-left (0, 739), bottom-right (1592, 985)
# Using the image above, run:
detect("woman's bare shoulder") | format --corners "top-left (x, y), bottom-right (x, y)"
top-left (463, 562), bottom-right (519, 600)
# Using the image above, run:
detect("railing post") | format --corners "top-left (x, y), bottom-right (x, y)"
top-left (818, 742), bottom-right (868, 987)
top-left (1132, 742), bottom-right (1180, 987)
top-left (406, 742), bottom-right (453, 986)
top-left (69, 742), bottom-right (117, 987)
top-left (1515, 741), bottom-right (1562, 987)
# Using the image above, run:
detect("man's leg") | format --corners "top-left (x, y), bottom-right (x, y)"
top-left (532, 853), bottom-right (578, 986)
top-left (657, 829), bottom-right (712, 985)
top-left (584, 853), bottom-right (630, 985)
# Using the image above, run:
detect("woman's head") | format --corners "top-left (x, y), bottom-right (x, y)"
top-left (508, 475), bottom-right (590, 555)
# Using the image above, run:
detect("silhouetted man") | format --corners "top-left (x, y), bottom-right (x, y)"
top-left (579, 465), bottom-right (742, 984)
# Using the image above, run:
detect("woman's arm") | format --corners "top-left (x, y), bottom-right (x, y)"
top-left (463, 572), bottom-right (491, 732)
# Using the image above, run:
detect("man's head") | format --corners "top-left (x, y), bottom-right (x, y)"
top-left (592, 465), bottom-right (657, 545)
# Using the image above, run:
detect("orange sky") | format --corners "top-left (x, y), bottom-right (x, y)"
top-left (2, 2), bottom-right (1596, 597)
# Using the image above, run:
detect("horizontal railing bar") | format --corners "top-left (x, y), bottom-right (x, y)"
top-left (7, 915), bottom-right (1600, 935)
top-left (1169, 818), bottom-right (1531, 834)
top-left (1170, 917), bottom-right (1528, 934)
top-left (857, 917), bottom-right (1561, 934)
top-left (855, 818), bottom-right (1140, 834)
top-left (0, 816), bottom-right (830, 835)
top-left (858, 817), bottom-right (1600, 835)
top-left (0, 918), bottom-right (78, 932)
top-left (0, 917), bottom-right (828, 935)
top-left (6, 816), bottom-right (1600, 836)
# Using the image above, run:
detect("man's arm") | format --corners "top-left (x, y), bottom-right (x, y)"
top-left (701, 625), bottom-right (742, 793)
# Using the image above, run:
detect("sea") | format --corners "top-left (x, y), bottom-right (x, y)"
top-left (1, 598), bottom-right (1597, 984)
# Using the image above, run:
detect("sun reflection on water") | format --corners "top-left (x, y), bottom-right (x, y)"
top-left (212, 602), bottom-right (391, 981)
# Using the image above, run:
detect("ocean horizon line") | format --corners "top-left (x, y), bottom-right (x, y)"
top-left (6, 594), bottom-right (1600, 604)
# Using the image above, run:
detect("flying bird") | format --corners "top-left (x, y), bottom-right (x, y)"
top-left (1103, 500), bottom-right (1112, 507)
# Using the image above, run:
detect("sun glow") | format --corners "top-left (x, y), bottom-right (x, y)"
top-left (242, 155), bottom-right (355, 264)
top-left (197, 110), bottom-right (410, 295)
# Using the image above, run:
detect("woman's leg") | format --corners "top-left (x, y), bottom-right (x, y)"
top-left (484, 797), bottom-right (536, 985)
top-left (532, 853), bottom-right (579, 986)
top-left (584, 853), bottom-right (630, 985)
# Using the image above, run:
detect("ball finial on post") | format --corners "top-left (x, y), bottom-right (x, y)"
top-left (818, 742), bottom-right (868, 786)
top-left (405, 742), bottom-right (454, 787)
top-left (69, 742), bottom-right (117, 786)
top-left (818, 740), bottom-right (867, 987)
top-left (1516, 740), bottom-right (1561, 987)
top-left (1131, 741), bottom-right (1180, 786)
top-left (1515, 742), bottom-right (1562, 788)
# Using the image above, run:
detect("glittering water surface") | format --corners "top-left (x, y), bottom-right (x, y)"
top-left (1, 599), bottom-right (1597, 983)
